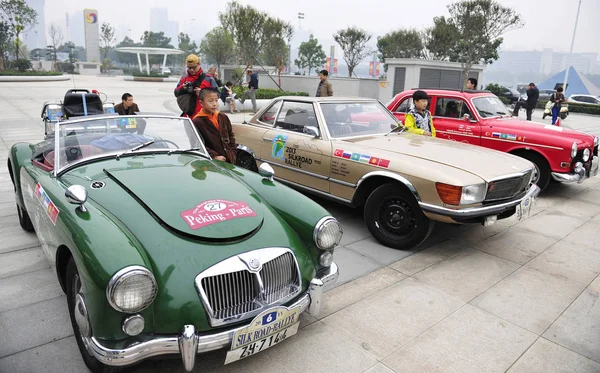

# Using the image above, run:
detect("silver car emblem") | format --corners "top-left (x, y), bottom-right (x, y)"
top-left (248, 258), bottom-right (260, 270)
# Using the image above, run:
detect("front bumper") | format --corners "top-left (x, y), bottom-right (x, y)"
top-left (88, 262), bottom-right (339, 371)
top-left (552, 156), bottom-right (598, 183)
top-left (419, 184), bottom-right (541, 222)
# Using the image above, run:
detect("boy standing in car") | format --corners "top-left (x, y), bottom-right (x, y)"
top-left (404, 90), bottom-right (436, 137)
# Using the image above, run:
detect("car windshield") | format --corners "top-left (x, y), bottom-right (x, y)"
top-left (320, 101), bottom-right (400, 138)
top-left (472, 96), bottom-right (511, 118)
top-left (52, 116), bottom-right (207, 174)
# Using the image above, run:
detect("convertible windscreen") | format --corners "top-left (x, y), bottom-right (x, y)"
top-left (49, 116), bottom-right (207, 173)
top-left (320, 102), bottom-right (400, 138)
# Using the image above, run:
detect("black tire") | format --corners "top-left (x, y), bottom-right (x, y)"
top-left (560, 113), bottom-right (567, 120)
top-left (519, 152), bottom-right (551, 191)
top-left (17, 203), bottom-right (35, 232)
top-left (364, 183), bottom-right (434, 250)
top-left (66, 258), bottom-right (122, 373)
top-left (236, 151), bottom-right (258, 172)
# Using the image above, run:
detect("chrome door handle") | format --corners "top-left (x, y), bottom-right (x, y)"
top-left (263, 137), bottom-right (273, 142)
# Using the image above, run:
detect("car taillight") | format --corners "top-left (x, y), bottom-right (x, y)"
top-left (436, 183), bottom-right (462, 205)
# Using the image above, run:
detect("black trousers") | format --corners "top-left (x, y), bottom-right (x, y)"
top-left (513, 101), bottom-right (533, 121)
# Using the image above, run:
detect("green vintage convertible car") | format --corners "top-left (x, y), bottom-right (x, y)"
top-left (7, 114), bottom-right (341, 372)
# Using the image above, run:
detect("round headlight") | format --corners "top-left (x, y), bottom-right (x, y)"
top-left (107, 266), bottom-right (157, 313)
top-left (583, 148), bottom-right (591, 162)
top-left (571, 142), bottom-right (578, 159)
top-left (313, 217), bottom-right (343, 250)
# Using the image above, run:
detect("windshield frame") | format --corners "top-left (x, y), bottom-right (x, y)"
top-left (53, 114), bottom-right (209, 177)
top-left (470, 95), bottom-right (512, 119)
top-left (318, 100), bottom-right (402, 140)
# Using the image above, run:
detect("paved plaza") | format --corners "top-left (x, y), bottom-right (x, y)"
top-left (0, 75), bottom-right (599, 373)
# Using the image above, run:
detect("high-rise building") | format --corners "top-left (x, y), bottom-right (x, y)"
top-left (149, 7), bottom-right (178, 47)
top-left (22, 0), bottom-right (47, 50)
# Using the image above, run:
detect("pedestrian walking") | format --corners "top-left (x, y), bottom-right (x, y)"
top-left (316, 69), bottom-right (333, 97)
top-left (512, 82), bottom-right (539, 121)
top-left (239, 69), bottom-right (259, 113)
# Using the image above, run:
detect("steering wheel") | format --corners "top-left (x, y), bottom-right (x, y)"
top-left (152, 139), bottom-right (180, 149)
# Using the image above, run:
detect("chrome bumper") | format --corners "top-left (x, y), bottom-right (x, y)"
top-left (89, 262), bottom-right (339, 371)
top-left (419, 184), bottom-right (541, 220)
top-left (552, 156), bottom-right (598, 183)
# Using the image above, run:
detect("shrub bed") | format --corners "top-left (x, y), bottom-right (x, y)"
top-left (131, 72), bottom-right (169, 78)
top-left (0, 70), bottom-right (63, 76)
top-left (232, 87), bottom-right (308, 100)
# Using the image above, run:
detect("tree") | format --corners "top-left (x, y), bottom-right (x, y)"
top-left (0, 0), bottom-right (37, 59)
top-left (377, 29), bottom-right (424, 71)
top-left (47, 23), bottom-right (63, 70)
top-left (140, 31), bottom-right (173, 66)
top-left (99, 22), bottom-right (116, 70)
top-left (333, 26), bottom-right (371, 77)
top-left (198, 27), bottom-right (235, 69)
top-left (114, 36), bottom-right (140, 67)
top-left (219, 1), bottom-right (268, 65)
top-left (295, 34), bottom-right (326, 75)
top-left (427, 0), bottom-right (523, 85)
top-left (262, 21), bottom-right (293, 77)
top-left (424, 17), bottom-right (460, 61)
top-left (178, 32), bottom-right (198, 55)
top-left (0, 21), bottom-right (11, 69)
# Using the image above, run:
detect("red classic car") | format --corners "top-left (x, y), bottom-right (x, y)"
top-left (387, 89), bottom-right (599, 190)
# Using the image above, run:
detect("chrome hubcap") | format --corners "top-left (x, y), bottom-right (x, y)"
top-left (73, 274), bottom-right (93, 354)
top-left (531, 163), bottom-right (540, 184)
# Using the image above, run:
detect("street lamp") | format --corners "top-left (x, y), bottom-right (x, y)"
top-left (298, 13), bottom-right (304, 29)
top-left (562, 0), bottom-right (582, 95)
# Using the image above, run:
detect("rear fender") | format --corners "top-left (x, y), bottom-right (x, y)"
top-left (8, 143), bottom-right (35, 207)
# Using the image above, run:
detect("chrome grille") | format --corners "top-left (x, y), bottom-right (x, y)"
top-left (261, 252), bottom-right (299, 304)
top-left (485, 171), bottom-right (532, 202)
top-left (195, 248), bottom-right (302, 327)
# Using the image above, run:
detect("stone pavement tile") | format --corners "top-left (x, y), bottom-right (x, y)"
top-left (563, 220), bottom-right (600, 251)
top-left (413, 248), bottom-right (519, 302)
top-left (363, 363), bottom-right (395, 373)
top-left (570, 189), bottom-right (600, 206)
top-left (308, 196), bottom-right (359, 222)
top-left (346, 238), bottom-right (420, 266)
top-left (547, 198), bottom-right (600, 220)
top-left (332, 246), bottom-right (383, 286)
top-left (339, 218), bottom-right (372, 247)
top-left (517, 210), bottom-right (587, 241)
top-left (471, 267), bottom-right (584, 335)
top-left (589, 275), bottom-right (600, 293)
top-left (0, 247), bottom-right (48, 279)
top-left (158, 321), bottom-right (377, 373)
top-left (383, 304), bottom-right (537, 373)
top-left (544, 288), bottom-right (600, 363)
top-left (507, 338), bottom-right (600, 373)
top-left (434, 221), bottom-right (509, 246)
top-left (321, 277), bottom-right (464, 360)
top-left (526, 241), bottom-right (600, 286)
top-left (0, 228), bottom-right (39, 255)
top-left (319, 267), bottom-right (406, 319)
top-left (0, 337), bottom-right (90, 373)
top-left (0, 268), bottom-right (64, 313)
top-left (0, 201), bottom-right (17, 218)
top-left (0, 296), bottom-right (71, 358)
top-left (299, 312), bottom-right (317, 330)
top-left (389, 240), bottom-right (466, 276)
top-left (475, 226), bottom-right (558, 265)
top-left (0, 191), bottom-right (14, 204)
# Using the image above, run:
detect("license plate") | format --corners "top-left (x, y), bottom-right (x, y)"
top-left (225, 306), bottom-right (300, 365)
top-left (591, 158), bottom-right (599, 177)
top-left (516, 196), bottom-right (534, 221)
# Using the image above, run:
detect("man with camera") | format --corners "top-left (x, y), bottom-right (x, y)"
top-left (174, 54), bottom-right (217, 118)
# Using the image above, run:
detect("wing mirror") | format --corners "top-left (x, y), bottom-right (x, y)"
top-left (258, 163), bottom-right (275, 182)
top-left (303, 126), bottom-right (320, 138)
top-left (65, 185), bottom-right (88, 212)
top-left (463, 114), bottom-right (471, 121)
top-left (390, 122), bottom-right (401, 130)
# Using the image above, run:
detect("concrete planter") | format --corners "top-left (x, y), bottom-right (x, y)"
top-left (0, 74), bottom-right (71, 82)
top-left (123, 76), bottom-right (179, 83)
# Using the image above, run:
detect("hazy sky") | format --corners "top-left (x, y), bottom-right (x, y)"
top-left (43, 0), bottom-right (600, 57)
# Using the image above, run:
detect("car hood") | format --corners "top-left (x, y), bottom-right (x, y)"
top-left (489, 117), bottom-right (596, 147)
top-left (340, 133), bottom-right (533, 181)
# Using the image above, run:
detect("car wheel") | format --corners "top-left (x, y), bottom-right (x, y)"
top-left (17, 203), bottom-right (34, 232)
top-left (236, 151), bottom-right (258, 172)
top-left (520, 152), bottom-right (551, 191)
top-left (66, 258), bottom-right (122, 373)
top-left (364, 183), bottom-right (434, 250)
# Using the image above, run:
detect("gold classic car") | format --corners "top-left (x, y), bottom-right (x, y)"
top-left (233, 97), bottom-right (540, 250)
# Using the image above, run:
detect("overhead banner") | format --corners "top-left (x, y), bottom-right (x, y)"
top-left (83, 9), bottom-right (100, 62)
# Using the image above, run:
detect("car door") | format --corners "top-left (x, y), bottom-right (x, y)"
top-left (234, 100), bottom-right (282, 161)
top-left (261, 100), bottom-right (331, 192)
top-left (432, 96), bottom-right (481, 145)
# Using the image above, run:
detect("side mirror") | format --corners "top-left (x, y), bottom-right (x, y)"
top-left (390, 122), bottom-right (401, 130)
top-left (303, 126), bottom-right (320, 138)
top-left (258, 163), bottom-right (275, 182)
top-left (65, 185), bottom-right (88, 212)
top-left (463, 114), bottom-right (471, 121)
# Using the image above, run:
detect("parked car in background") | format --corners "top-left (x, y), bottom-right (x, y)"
top-left (7, 114), bottom-right (341, 372)
top-left (233, 96), bottom-right (540, 251)
top-left (538, 89), bottom-right (556, 102)
top-left (568, 94), bottom-right (600, 105)
top-left (160, 66), bottom-right (172, 75)
top-left (497, 86), bottom-right (521, 104)
top-left (387, 89), bottom-right (599, 191)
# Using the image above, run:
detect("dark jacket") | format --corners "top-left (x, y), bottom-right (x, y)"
top-left (174, 68), bottom-right (218, 117)
top-left (550, 92), bottom-right (566, 109)
top-left (192, 112), bottom-right (237, 164)
top-left (248, 73), bottom-right (259, 90)
top-left (526, 87), bottom-right (540, 108)
top-left (316, 79), bottom-right (333, 97)
top-left (113, 102), bottom-right (140, 115)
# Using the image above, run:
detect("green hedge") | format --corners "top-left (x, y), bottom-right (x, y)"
top-left (232, 87), bottom-right (309, 100)
top-left (535, 100), bottom-right (600, 115)
top-left (131, 72), bottom-right (169, 78)
top-left (0, 70), bottom-right (63, 76)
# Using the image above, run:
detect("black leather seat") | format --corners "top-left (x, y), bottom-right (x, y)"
top-left (63, 91), bottom-right (104, 118)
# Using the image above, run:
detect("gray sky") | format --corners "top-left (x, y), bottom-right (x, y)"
top-left (44, 0), bottom-right (600, 57)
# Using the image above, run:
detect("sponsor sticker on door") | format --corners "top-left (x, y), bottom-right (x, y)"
top-left (181, 199), bottom-right (256, 230)
top-left (34, 183), bottom-right (59, 225)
